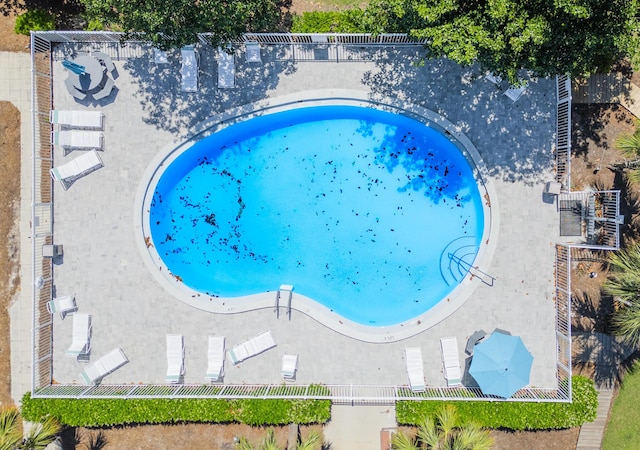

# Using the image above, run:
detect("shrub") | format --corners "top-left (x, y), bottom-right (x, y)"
top-left (86, 19), bottom-right (105, 31)
top-left (21, 391), bottom-right (331, 427)
top-left (291, 11), bottom-right (366, 34)
top-left (14, 9), bottom-right (56, 35)
top-left (396, 376), bottom-right (598, 430)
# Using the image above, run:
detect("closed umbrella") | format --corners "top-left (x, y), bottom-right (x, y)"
top-left (468, 331), bottom-right (533, 398)
top-left (62, 59), bottom-right (86, 75)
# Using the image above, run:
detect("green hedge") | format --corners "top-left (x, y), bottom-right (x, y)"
top-left (14, 9), bottom-right (56, 35)
top-left (21, 392), bottom-right (331, 427)
top-left (291, 11), bottom-right (367, 33)
top-left (396, 376), bottom-right (598, 430)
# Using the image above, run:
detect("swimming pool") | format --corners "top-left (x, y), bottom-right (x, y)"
top-left (137, 93), bottom-right (495, 341)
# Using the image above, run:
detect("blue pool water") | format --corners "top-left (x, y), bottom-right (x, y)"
top-left (149, 105), bottom-right (484, 326)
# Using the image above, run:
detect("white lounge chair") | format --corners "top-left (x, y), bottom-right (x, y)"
top-left (228, 330), bottom-right (276, 364)
top-left (180, 45), bottom-right (199, 92)
top-left (49, 110), bottom-right (104, 129)
top-left (281, 354), bottom-right (298, 381)
top-left (245, 42), bottom-right (262, 63)
top-left (504, 84), bottom-right (526, 102)
top-left (153, 48), bottom-right (168, 64)
top-left (166, 334), bottom-right (185, 383)
top-left (404, 347), bottom-right (426, 392)
top-left (440, 337), bottom-right (462, 386)
top-left (46, 295), bottom-right (77, 319)
top-left (217, 47), bottom-right (235, 89)
top-left (80, 347), bottom-right (128, 385)
top-left (66, 313), bottom-right (91, 358)
top-left (206, 336), bottom-right (226, 382)
top-left (52, 130), bottom-right (103, 153)
top-left (50, 149), bottom-right (104, 191)
top-left (485, 72), bottom-right (502, 86)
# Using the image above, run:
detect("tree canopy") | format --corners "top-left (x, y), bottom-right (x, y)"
top-left (80, 0), bottom-right (290, 49)
top-left (365, 0), bottom-right (640, 82)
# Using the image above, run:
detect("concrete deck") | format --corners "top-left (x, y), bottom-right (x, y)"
top-left (33, 42), bottom-right (558, 390)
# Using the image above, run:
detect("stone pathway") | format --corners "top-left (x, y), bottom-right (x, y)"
top-left (572, 332), bottom-right (634, 450)
top-left (576, 388), bottom-right (614, 450)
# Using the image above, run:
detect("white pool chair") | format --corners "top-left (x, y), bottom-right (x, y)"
top-left (50, 150), bottom-right (104, 191)
top-left (66, 313), bottom-right (92, 358)
top-left (217, 47), bottom-right (235, 89)
top-left (440, 337), bottom-right (462, 386)
top-left (153, 48), bottom-right (168, 64)
top-left (404, 347), bottom-right (426, 392)
top-left (504, 84), bottom-right (526, 102)
top-left (206, 336), bottom-right (226, 382)
top-left (166, 334), bottom-right (185, 383)
top-left (228, 330), bottom-right (276, 364)
top-left (485, 71), bottom-right (502, 86)
top-left (281, 354), bottom-right (298, 381)
top-left (46, 295), bottom-right (77, 319)
top-left (49, 110), bottom-right (104, 129)
top-left (80, 347), bottom-right (128, 385)
top-left (52, 130), bottom-right (103, 153)
top-left (245, 42), bottom-right (262, 63)
top-left (180, 45), bottom-right (199, 92)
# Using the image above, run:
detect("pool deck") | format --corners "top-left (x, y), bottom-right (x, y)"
top-left (36, 43), bottom-right (558, 389)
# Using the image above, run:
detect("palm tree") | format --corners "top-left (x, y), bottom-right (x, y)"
top-left (611, 122), bottom-right (640, 184)
top-left (604, 243), bottom-right (640, 346)
top-left (237, 428), bottom-right (324, 450)
top-left (391, 405), bottom-right (493, 450)
top-left (20, 416), bottom-right (61, 450)
top-left (0, 408), bottom-right (21, 450)
top-left (0, 407), bottom-right (61, 450)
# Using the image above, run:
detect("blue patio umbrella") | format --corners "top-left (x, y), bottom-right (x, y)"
top-left (468, 331), bottom-right (533, 398)
top-left (62, 59), bottom-right (86, 75)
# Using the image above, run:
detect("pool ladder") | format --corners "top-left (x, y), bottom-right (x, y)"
top-left (275, 284), bottom-right (293, 320)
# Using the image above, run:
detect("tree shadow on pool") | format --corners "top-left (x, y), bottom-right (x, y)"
top-left (357, 46), bottom-right (558, 186)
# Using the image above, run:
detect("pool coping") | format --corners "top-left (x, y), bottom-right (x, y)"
top-left (133, 89), bottom-right (499, 343)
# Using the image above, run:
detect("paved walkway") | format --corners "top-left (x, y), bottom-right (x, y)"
top-left (0, 51), bottom-right (34, 405)
top-left (576, 388), bottom-right (614, 450)
top-left (323, 405), bottom-right (396, 450)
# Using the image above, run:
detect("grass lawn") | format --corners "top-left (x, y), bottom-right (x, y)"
top-left (602, 361), bottom-right (640, 449)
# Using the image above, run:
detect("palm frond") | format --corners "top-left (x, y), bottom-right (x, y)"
top-left (0, 408), bottom-right (22, 450)
top-left (21, 416), bottom-right (61, 450)
top-left (417, 415), bottom-right (440, 448)
top-left (452, 422), bottom-right (493, 450)
top-left (296, 429), bottom-right (322, 450)
top-left (625, 168), bottom-right (640, 185)
top-left (261, 428), bottom-right (279, 450)
top-left (612, 303), bottom-right (640, 347)
top-left (436, 404), bottom-right (458, 444)
top-left (390, 430), bottom-right (419, 450)
top-left (615, 132), bottom-right (640, 158)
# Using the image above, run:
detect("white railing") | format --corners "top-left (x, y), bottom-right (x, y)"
top-left (556, 75), bottom-right (572, 186)
top-left (30, 33), bottom-right (56, 393)
top-left (29, 32), bottom-right (572, 402)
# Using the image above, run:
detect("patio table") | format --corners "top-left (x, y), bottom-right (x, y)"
top-left (67, 55), bottom-right (106, 92)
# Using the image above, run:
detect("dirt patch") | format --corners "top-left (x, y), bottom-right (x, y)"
top-left (491, 428), bottom-right (580, 450)
top-left (59, 424), bottom-right (321, 450)
top-left (0, 12), bottom-right (29, 52)
top-left (0, 101), bottom-right (22, 409)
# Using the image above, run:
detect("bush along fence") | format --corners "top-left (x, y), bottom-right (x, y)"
top-left (21, 392), bottom-right (331, 427)
top-left (396, 376), bottom-right (598, 430)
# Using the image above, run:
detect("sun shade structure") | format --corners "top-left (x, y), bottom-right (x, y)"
top-left (469, 331), bottom-right (533, 398)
